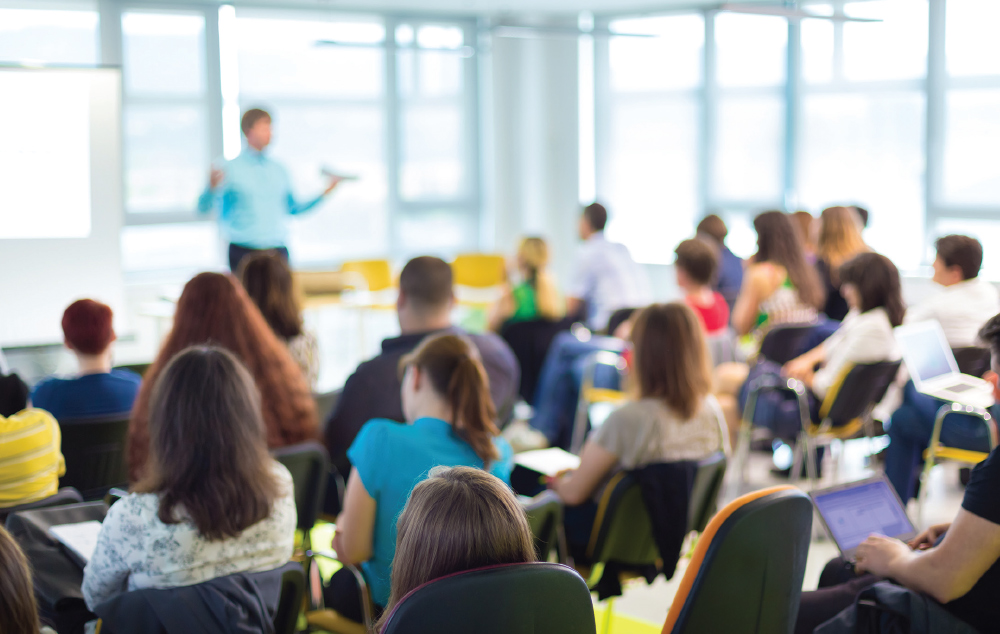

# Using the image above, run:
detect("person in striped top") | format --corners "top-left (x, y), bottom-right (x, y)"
top-left (0, 408), bottom-right (65, 508)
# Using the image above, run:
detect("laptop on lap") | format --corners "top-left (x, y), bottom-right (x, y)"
top-left (894, 320), bottom-right (994, 409)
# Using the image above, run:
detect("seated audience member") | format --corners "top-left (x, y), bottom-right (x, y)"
top-left (240, 253), bottom-right (320, 387)
top-left (324, 257), bottom-right (518, 475)
top-left (489, 236), bottom-right (562, 331)
top-left (83, 346), bottom-right (296, 610)
top-left (0, 524), bottom-right (56, 634)
top-left (791, 211), bottom-right (818, 265)
top-left (327, 334), bottom-right (514, 622)
top-left (127, 273), bottom-right (316, 482)
top-left (714, 210), bottom-right (825, 441)
top-left (565, 202), bottom-right (651, 332)
top-left (31, 300), bottom-right (141, 421)
top-left (0, 372), bottom-right (30, 418)
top-left (696, 214), bottom-right (744, 314)
top-left (0, 380), bottom-right (64, 509)
top-left (549, 303), bottom-right (728, 554)
top-left (674, 238), bottom-right (730, 335)
top-left (815, 207), bottom-right (869, 322)
top-left (377, 466), bottom-right (535, 626)
top-left (795, 313), bottom-right (1000, 634)
top-left (884, 235), bottom-right (1000, 503)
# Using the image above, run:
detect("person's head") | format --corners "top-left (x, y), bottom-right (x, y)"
top-left (817, 206), bottom-right (867, 271)
top-left (933, 235), bottom-right (983, 286)
top-left (62, 299), bottom-right (115, 358)
top-left (580, 202), bottom-right (608, 239)
top-left (397, 257), bottom-right (455, 333)
top-left (0, 525), bottom-right (42, 634)
top-left (752, 210), bottom-right (825, 309)
top-left (241, 108), bottom-right (272, 151)
top-left (696, 214), bottom-right (728, 245)
top-left (399, 334), bottom-right (499, 466)
top-left (976, 314), bottom-right (1000, 400)
top-left (852, 206), bottom-right (869, 228)
top-left (240, 253), bottom-right (303, 341)
top-left (674, 238), bottom-right (719, 292)
top-left (128, 272), bottom-right (316, 480)
top-left (838, 253), bottom-right (905, 327)
top-left (136, 346), bottom-right (280, 541)
top-left (791, 211), bottom-right (817, 255)
top-left (0, 373), bottom-right (29, 418)
top-left (516, 237), bottom-right (549, 281)
top-left (630, 303), bottom-right (712, 419)
top-left (381, 466), bottom-right (535, 620)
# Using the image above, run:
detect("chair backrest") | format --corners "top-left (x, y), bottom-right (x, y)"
top-left (953, 347), bottom-right (992, 378)
top-left (686, 452), bottom-right (727, 534)
top-left (758, 323), bottom-right (818, 365)
top-left (663, 486), bottom-right (812, 634)
top-left (274, 563), bottom-right (306, 634)
top-left (380, 562), bottom-right (596, 634)
top-left (272, 442), bottom-right (329, 532)
top-left (452, 254), bottom-right (506, 288)
top-left (520, 490), bottom-right (563, 562)
top-left (58, 412), bottom-right (132, 500)
top-left (312, 389), bottom-right (341, 430)
top-left (821, 361), bottom-right (902, 426)
top-left (706, 331), bottom-right (737, 367)
top-left (0, 487), bottom-right (83, 523)
top-left (340, 259), bottom-right (394, 292)
top-left (586, 472), bottom-right (659, 567)
top-left (500, 317), bottom-right (573, 405)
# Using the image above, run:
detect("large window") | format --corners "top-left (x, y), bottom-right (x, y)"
top-left (0, 4), bottom-right (99, 65)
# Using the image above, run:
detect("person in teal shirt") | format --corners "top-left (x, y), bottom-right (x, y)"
top-left (324, 333), bottom-right (514, 622)
top-left (197, 108), bottom-right (343, 272)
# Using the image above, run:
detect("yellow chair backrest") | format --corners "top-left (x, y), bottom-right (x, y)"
top-left (452, 254), bottom-right (506, 288)
top-left (340, 259), bottom-right (393, 292)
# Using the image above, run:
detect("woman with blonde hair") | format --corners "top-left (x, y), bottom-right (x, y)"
top-left (489, 237), bottom-right (562, 331)
top-left (326, 333), bottom-right (514, 623)
top-left (549, 303), bottom-right (728, 554)
top-left (378, 467), bottom-right (536, 627)
top-left (815, 206), bottom-right (869, 321)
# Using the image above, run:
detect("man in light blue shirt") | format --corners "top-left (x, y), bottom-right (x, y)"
top-left (198, 108), bottom-right (342, 272)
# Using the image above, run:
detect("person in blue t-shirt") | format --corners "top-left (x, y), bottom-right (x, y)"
top-left (31, 300), bottom-right (141, 421)
top-left (323, 333), bottom-right (514, 624)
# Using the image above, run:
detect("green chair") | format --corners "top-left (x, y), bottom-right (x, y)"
top-left (521, 490), bottom-right (567, 563)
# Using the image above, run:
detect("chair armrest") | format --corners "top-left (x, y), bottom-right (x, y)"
top-left (310, 550), bottom-right (375, 629)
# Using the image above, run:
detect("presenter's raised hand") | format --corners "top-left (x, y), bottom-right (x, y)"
top-left (209, 168), bottom-right (225, 190)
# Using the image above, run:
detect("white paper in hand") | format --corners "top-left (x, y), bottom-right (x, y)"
top-left (49, 520), bottom-right (103, 564)
top-left (514, 448), bottom-right (581, 477)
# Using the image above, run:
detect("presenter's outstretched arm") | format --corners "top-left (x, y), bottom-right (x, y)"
top-left (287, 174), bottom-right (345, 216)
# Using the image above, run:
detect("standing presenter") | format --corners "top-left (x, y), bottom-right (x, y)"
top-left (198, 108), bottom-right (343, 272)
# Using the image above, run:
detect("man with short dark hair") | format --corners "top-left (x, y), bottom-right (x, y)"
top-left (674, 238), bottom-right (729, 335)
top-left (565, 202), bottom-right (650, 332)
top-left (324, 256), bottom-right (519, 477)
top-left (198, 108), bottom-right (344, 272)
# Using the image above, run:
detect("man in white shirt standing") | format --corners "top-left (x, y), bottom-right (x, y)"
top-left (887, 235), bottom-right (1000, 504)
top-left (565, 203), bottom-right (651, 333)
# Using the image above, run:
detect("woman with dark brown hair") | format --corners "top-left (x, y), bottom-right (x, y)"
top-left (0, 525), bottom-right (47, 634)
top-left (127, 272), bottom-right (317, 481)
top-left (240, 253), bottom-right (319, 387)
top-left (378, 466), bottom-right (535, 629)
top-left (83, 346), bottom-right (296, 609)
top-left (326, 333), bottom-right (514, 623)
top-left (549, 303), bottom-right (728, 552)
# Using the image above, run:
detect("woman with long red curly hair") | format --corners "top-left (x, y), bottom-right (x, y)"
top-left (127, 272), bottom-right (317, 481)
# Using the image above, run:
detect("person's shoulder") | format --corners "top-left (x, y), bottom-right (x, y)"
top-left (109, 369), bottom-right (143, 385)
top-left (30, 376), bottom-right (64, 398)
top-left (268, 460), bottom-right (295, 496)
top-left (355, 418), bottom-right (404, 446)
top-left (0, 407), bottom-right (57, 430)
top-left (104, 490), bottom-right (159, 527)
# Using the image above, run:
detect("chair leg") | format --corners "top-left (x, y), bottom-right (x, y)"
top-left (725, 389), bottom-right (759, 501)
top-left (600, 597), bottom-right (615, 634)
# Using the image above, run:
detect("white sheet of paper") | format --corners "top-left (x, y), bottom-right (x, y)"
top-left (49, 520), bottom-right (103, 563)
top-left (514, 448), bottom-right (582, 477)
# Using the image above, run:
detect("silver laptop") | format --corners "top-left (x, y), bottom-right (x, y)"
top-left (894, 320), bottom-right (994, 409)
top-left (811, 475), bottom-right (917, 562)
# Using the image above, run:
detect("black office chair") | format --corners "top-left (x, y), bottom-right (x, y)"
top-left (520, 490), bottom-right (566, 563)
top-left (500, 317), bottom-right (575, 405)
top-left (0, 487), bottom-right (83, 523)
top-left (953, 346), bottom-right (991, 379)
top-left (757, 322), bottom-right (819, 365)
top-left (58, 412), bottom-right (132, 500)
top-left (313, 389), bottom-right (342, 433)
top-left (662, 486), bottom-right (812, 634)
top-left (379, 563), bottom-right (596, 634)
top-left (687, 451), bottom-right (728, 534)
top-left (274, 563), bottom-right (307, 634)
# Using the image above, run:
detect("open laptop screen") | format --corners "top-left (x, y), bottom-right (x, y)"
top-left (896, 322), bottom-right (955, 385)
top-left (812, 479), bottom-right (915, 554)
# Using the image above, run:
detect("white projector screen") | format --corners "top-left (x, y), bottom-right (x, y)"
top-left (0, 66), bottom-right (125, 347)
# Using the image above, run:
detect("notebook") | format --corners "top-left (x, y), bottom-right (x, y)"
top-left (810, 475), bottom-right (916, 562)
top-left (514, 448), bottom-right (581, 477)
top-left (49, 520), bottom-right (103, 568)
top-left (895, 320), bottom-right (994, 409)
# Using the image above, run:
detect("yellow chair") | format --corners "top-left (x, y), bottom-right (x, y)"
top-left (451, 253), bottom-right (506, 288)
top-left (570, 351), bottom-right (629, 455)
top-left (917, 402), bottom-right (997, 526)
top-left (340, 259), bottom-right (394, 293)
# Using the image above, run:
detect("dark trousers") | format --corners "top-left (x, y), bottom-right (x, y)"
top-left (323, 566), bottom-right (384, 625)
top-left (795, 557), bottom-right (880, 634)
top-left (228, 243), bottom-right (289, 273)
